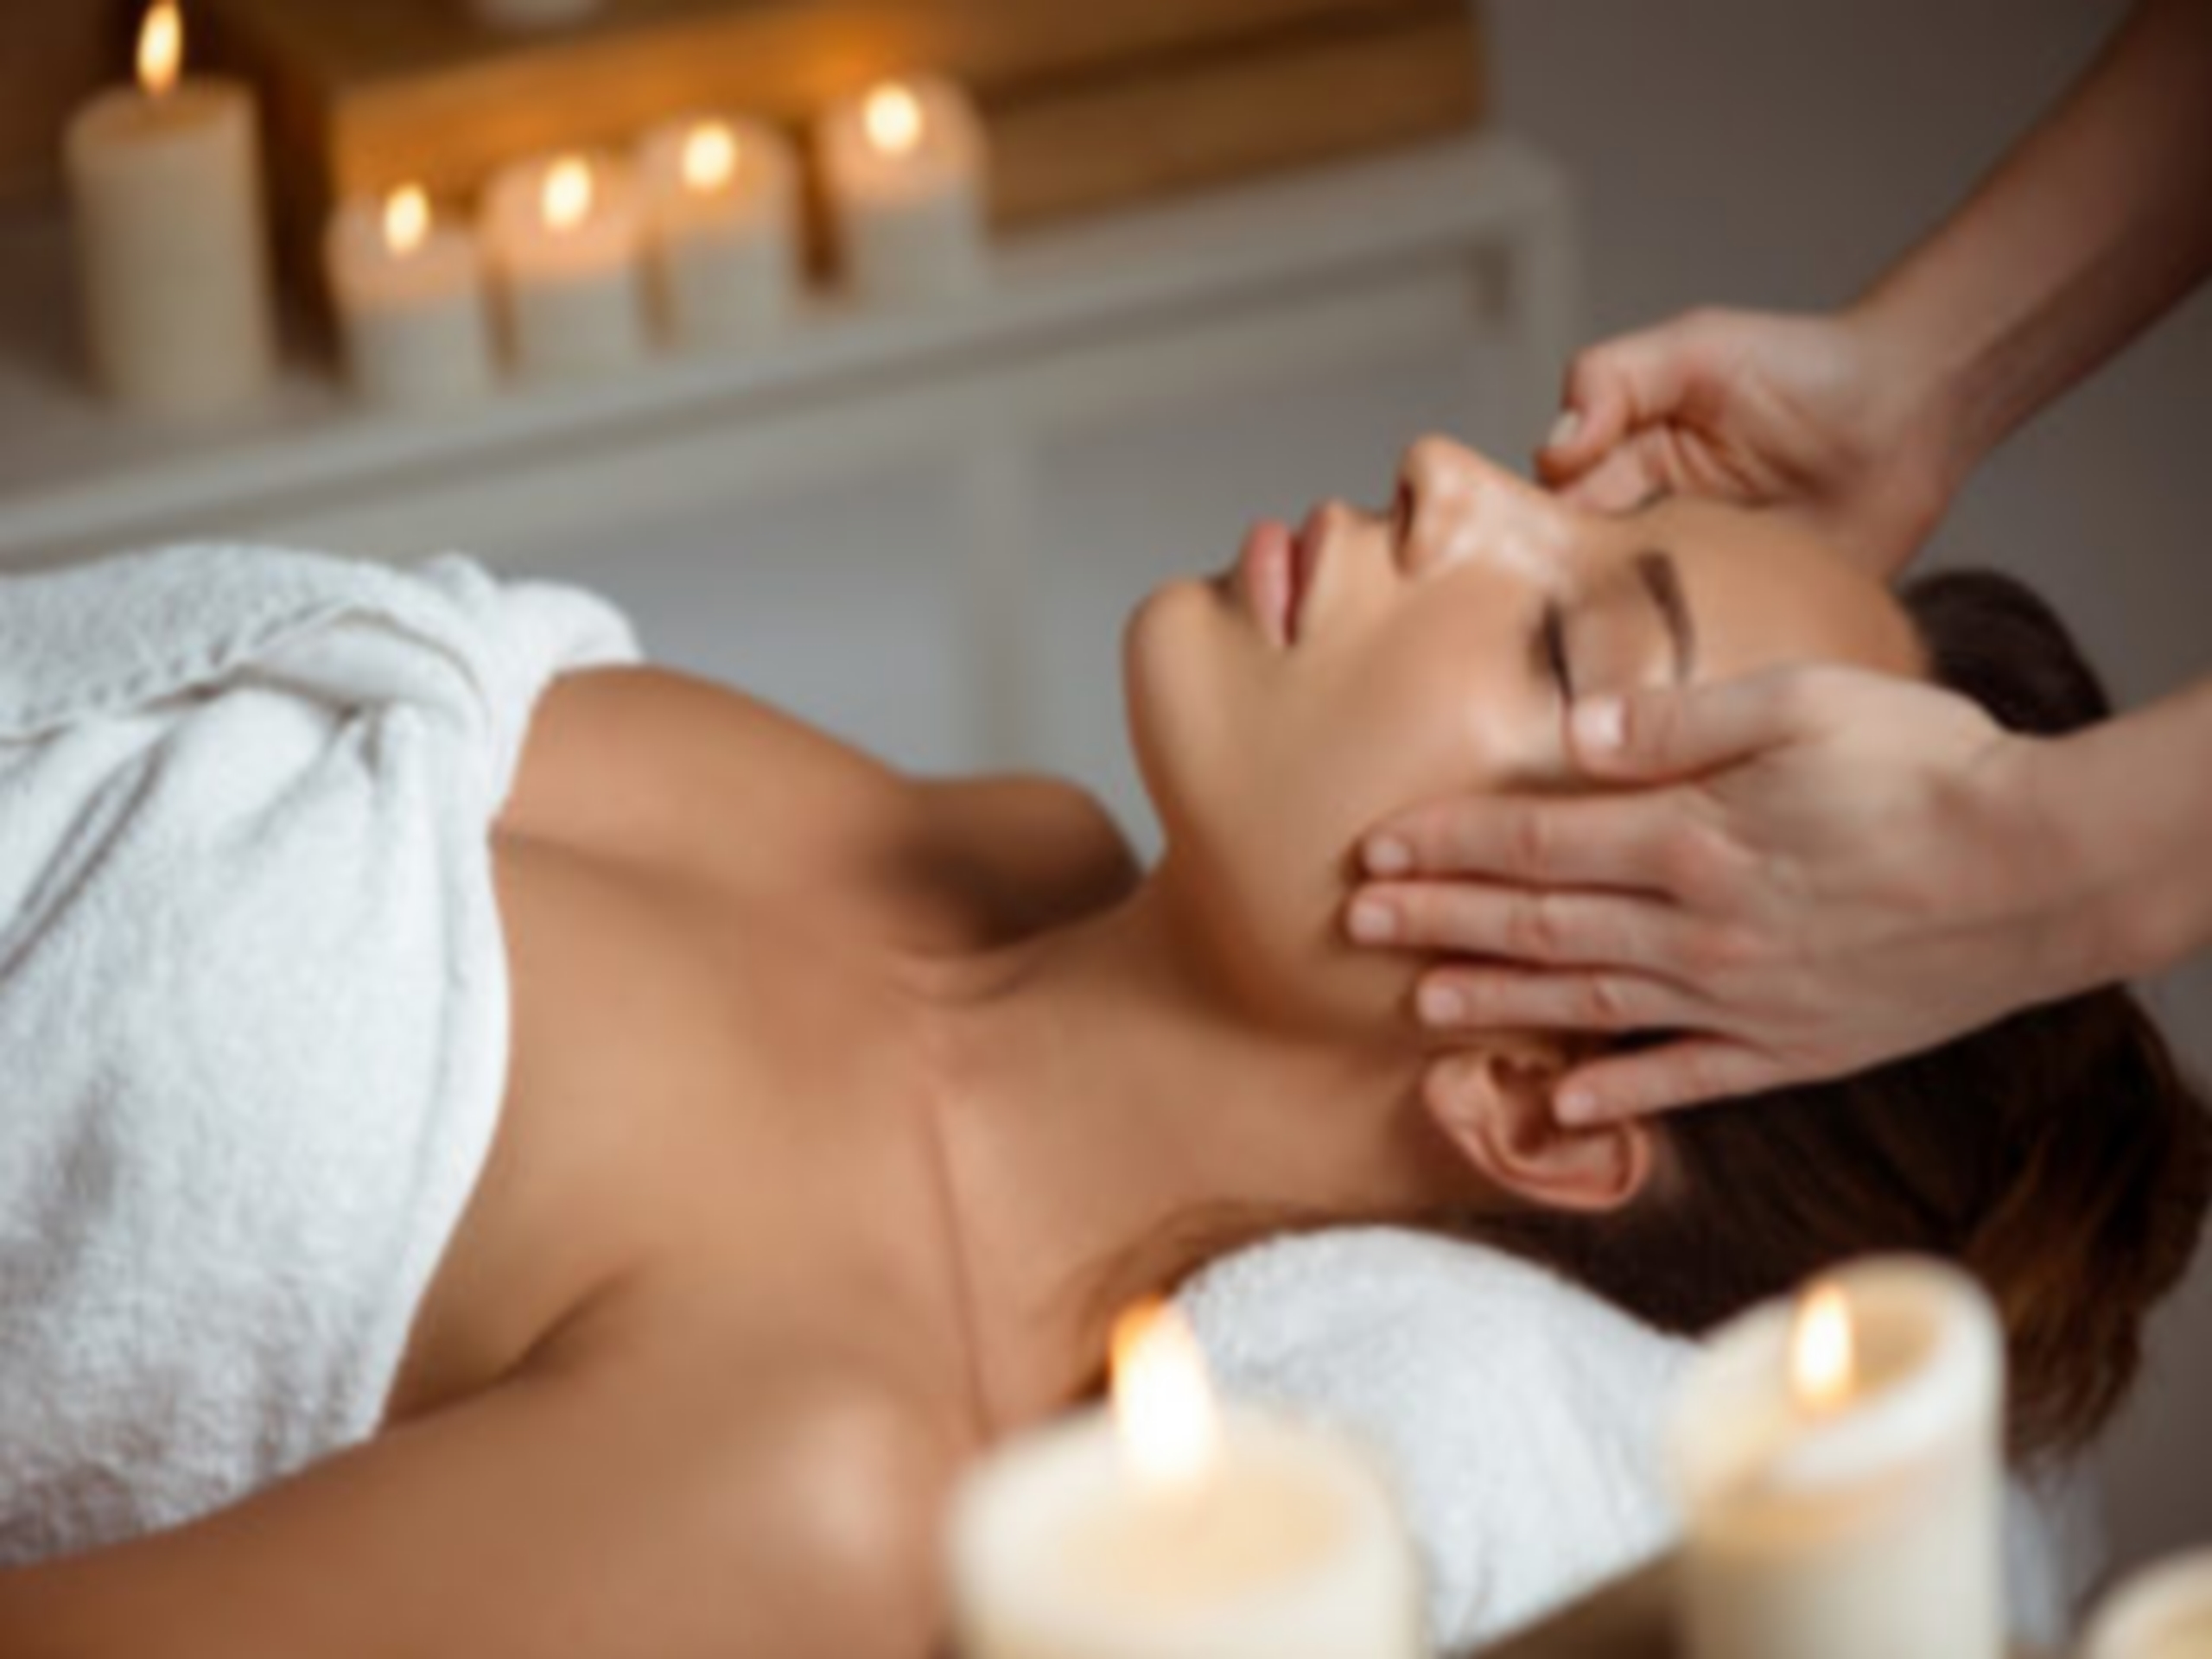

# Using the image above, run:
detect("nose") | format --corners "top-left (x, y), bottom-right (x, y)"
top-left (1395, 434), bottom-right (1568, 575)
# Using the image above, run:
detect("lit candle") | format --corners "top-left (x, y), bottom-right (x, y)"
top-left (64, 0), bottom-right (277, 416)
top-left (633, 115), bottom-right (801, 353)
top-left (949, 1301), bottom-right (1421, 1659)
top-left (817, 75), bottom-right (988, 306)
top-left (2082, 1547), bottom-right (2212, 1659)
top-left (1667, 1256), bottom-right (2006, 1659)
top-left (324, 185), bottom-right (494, 410)
top-left (482, 151), bottom-right (650, 383)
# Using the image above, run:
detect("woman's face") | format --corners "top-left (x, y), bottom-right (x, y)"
top-left (1124, 435), bottom-right (1923, 1039)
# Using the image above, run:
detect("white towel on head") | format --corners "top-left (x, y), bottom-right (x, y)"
top-left (1178, 1227), bottom-right (2087, 1654)
top-left (0, 543), bottom-right (638, 1562)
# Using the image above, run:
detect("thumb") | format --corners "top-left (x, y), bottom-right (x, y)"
top-left (1540, 316), bottom-right (1710, 480)
top-left (1569, 668), bottom-right (1815, 782)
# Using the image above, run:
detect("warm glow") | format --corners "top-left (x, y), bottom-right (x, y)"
top-left (542, 158), bottom-right (594, 232)
top-left (682, 122), bottom-right (739, 194)
top-left (382, 186), bottom-right (431, 257)
top-left (862, 83), bottom-right (925, 157)
top-left (1790, 1283), bottom-right (1856, 1414)
top-left (1110, 1300), bottom-right (1221, 1497)
top-left (138, 2), bottom-right (183, 99)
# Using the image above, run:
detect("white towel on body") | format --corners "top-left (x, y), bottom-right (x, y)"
top-left (0, 543), bottom-right (638, 1562)
top-left (1179, 1228), bottom-right (2089, 1654)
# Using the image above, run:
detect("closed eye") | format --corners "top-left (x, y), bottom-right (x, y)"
top-left (1538, 599), bottom-right (1574, 702)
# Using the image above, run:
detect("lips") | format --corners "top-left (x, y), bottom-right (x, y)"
top-left (1236, 512), bottom-right (1324, 648)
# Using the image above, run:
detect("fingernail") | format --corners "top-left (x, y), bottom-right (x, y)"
top-left (1348, 899), bottom-right (1399, 944)
top-left (1417, 982), bottom-right (1466, 1027)
top-left (1546, 409), bottom-right (1582, 451)
top-left (1363, 836), bottom-right (1412, 877)
top-left (1573, 697), bottom-right (1625, 756)
top-left (1556, 1086), bottom-right (1601, 1125)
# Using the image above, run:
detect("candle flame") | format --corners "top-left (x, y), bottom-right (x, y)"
top-left (383, 186), bottom-right (431, 257)
top-left (138, 2), bottom-right (183, 99)
top-left (1790, 1283), bottom-right (1856, 1414)
top-left (682, 122), bottom-right (739, 194)
top-left (543, 157), bottom-right (594, 232)
top-left (862, 83), bottom-right (925, 157)
top-left (1109, 1300), bottom-right (1220, 1497)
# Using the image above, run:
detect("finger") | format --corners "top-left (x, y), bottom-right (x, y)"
top-left (1545, 440), bottom-right (1662, 512)
top-left (1541, 317), bottom-right (1710, 475)
top-left (1552, 1039), bottom-right (1784, 1125)
top-left (1354, 881), bottom-right (1702, 974)
top-left (1363, 791), bottom-right (1689, 892)
top-left (1569, 666), bottom-right (1823, 784)
top-left (1411, 963), bottom-right (1707, 1037)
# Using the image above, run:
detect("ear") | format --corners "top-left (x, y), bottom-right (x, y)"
top-left (1425, 1045), bottom-right (1655, 1214)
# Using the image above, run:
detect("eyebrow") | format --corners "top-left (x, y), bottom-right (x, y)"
top-left (1631, 547), bottom-right (1698, 683)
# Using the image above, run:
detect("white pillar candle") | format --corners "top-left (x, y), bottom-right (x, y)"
top-left (64, 1), bottom-right (277, 417)
top-left (817, 76), bottom-right (989, 306)
top-left (483, 152), bottom-right (650, 384)
top-left (2083, 1547), bottom-right (2212, 1659)
top-left (950, 1302), bottom-right (1421, 1659)
top-left (325, 186), bottom-right (494, 410)
top-left (634, 116), bottom-right (801, 353)
top-left (1666, 1256), bottom-right (2006, 1659)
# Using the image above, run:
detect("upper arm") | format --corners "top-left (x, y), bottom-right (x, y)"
top-left (0, 1351), bottom-right (958, 1659)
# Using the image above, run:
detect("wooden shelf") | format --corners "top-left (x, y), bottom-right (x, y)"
top-left (0, 131), bottom-right (1576, 572)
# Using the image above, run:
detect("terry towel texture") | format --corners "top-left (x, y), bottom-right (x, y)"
top-left (0, 543), bottom-right (638, 1562)
top-left (1181, 1229), bottom-right (2088, 1653)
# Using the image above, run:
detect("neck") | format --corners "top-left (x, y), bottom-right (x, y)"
top-left (919, 859), bottom-right (1469, 1433)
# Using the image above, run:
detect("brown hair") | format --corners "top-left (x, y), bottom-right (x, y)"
top-left (1476, 569), bottom-right (2212, 1462)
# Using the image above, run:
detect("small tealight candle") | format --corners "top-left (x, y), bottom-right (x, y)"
top-left (1667, 1256), bottom-right (2005, 1659)
top-left (634, 115), bottom-right (801, 352)
top-left (483, 151), bottom-right (650, 383)
top-left (949, 1301), bottom-right (1421, 1659)
top-left (65, 0), bottom-right (277, 416)
top-left (2083, 1547), bottom-right (2212, 1659)
top-left (325, 185), bottom-right (494, 410)
top-left (817, 75), bottom-right (988, 306)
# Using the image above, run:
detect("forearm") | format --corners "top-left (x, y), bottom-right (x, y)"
top-left (2024, 671), bottom-right (2212, 989)
top-left (1853, 0), bottom-right (2212, 482)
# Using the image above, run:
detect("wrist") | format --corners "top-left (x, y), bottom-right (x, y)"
top-left (1840, 292), bottom-right (1980, 519)
top-left (1995, 732), bottom-right (2165, 991)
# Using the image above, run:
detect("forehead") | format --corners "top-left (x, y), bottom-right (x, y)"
top-left (1630, 500), bottom-right (1923, 683)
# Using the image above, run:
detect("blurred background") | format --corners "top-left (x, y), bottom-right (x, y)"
top-left (0, 0), bottom-right (2204, 1604)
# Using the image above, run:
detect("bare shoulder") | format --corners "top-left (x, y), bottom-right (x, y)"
top-left (501, 664), bottom-right (1138, 943)
top-left (499, 664), bottom-right (915, 887)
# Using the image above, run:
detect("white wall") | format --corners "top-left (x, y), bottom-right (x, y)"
top-left (1478, 0), bottom-right (2211, 1582)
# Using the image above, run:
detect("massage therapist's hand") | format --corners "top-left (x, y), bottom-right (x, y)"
top-left (1538, 308), bottom-right (1957, 579)
top-left (1351, 666), bottom-right (2122, 1123)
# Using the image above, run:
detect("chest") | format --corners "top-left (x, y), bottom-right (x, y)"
top-left (386, 831), bottom-right (974, 1427)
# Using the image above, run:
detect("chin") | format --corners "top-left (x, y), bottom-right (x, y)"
top-left (1121, 578), bottom-right (1229, 846)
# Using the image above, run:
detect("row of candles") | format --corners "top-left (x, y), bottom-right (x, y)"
top-left (952, 1258), bottom-right (2211, 1659)
top-left (65, 3), bottom-right (989, 419)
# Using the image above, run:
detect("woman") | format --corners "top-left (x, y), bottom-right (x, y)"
top-left (1, 435), bottom-right (2204, 1656)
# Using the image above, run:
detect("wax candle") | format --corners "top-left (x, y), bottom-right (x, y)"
top-left (817, 76), bottom-right (989, 305)
top-left (64, 0), bottom-right (277, 416)
top-left (2083, 1547), bottom-right (2212, 1659)
top-left (949, 1302), bottom-right (1421, 1659)
top-left (1666, 1256), bottom-right (2005, 1659)
top-left (325, 185), bottom-right (493, 410)
top-left (483, 152), bottom-right (650, 383)
top-left (634, 116), bottom-right (801, 353)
